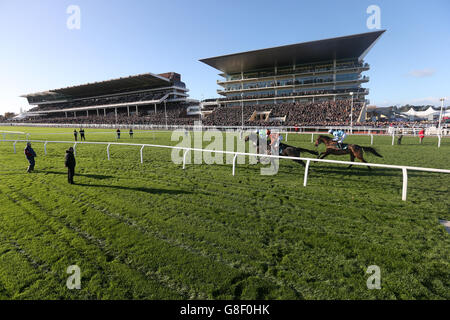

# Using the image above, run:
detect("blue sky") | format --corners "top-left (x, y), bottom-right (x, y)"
top-left (0, 0), bottom-right (449, 114)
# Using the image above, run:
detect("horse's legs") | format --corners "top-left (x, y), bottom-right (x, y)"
top-left (355, 150), bottom-right (371, 170)
top-left (348, 153), bottom-right (355, 169)
top-left (319, 150), bottom-right (331, 159)
top-left (293, 159), bottom-right (306, 167)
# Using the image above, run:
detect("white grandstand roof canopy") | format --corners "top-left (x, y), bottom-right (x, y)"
top-left (402, 107), bottom-right (442, 117)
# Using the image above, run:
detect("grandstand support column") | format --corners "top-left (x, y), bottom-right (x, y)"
top-left (115, 108), bottom-right (117, 122)
top-left (97, 109), bottom-right (99, 116)
top-left (104, 109), bottom-right (106, 116)
top-left (241, 93), bottom-right (244, 128)
top-left (154, 104), bottom-right (157, 114)
top-left (86, 110), bottom-right (88, 117)
top-left (164, 100), bottom-right (168, 129)
top-left (333, 59), bottom-right (336, 90)
top-left (65, 112), bottom-right (67, 118)
top-left (136, 105), bottom-right (139, 116)
top-left (127, 106), bottom-right (130, 117)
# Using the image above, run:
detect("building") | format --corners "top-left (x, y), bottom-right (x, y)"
top-left (21, 72), bottom-right (191, 119)
top-left (200, 30), bottom-right (385, 108)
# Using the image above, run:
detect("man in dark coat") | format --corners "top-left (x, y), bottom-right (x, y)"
top-left (73, 130), bottom-right (78, 141)
top-left (116, 128), bottom-right (121, 139)
top-left (129, 128), bottom-right (133, 138)
top-left (24, 142), bottom-right (37, 173)
top-left (65, 147), bottom-right (76, 184)
top-left (80, 128), bottom-right (85, 141)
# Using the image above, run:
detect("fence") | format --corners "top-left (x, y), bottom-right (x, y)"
top-left (2, 139), bottom-right (450, 201)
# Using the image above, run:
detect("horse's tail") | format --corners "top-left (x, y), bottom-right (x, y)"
top-left (296, 147), bottom-right (319, 156)
top-left (362, 146), bottom-right (383, 158)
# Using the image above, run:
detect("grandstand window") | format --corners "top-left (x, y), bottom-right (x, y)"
top-left (336, 73), bottom-right (359, 81)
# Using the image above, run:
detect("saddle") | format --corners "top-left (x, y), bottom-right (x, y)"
top-left (335, 143), bottom-right (348, 150)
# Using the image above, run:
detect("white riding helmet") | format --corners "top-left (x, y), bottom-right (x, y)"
top-left (328, 129), bottom-right (333, 134)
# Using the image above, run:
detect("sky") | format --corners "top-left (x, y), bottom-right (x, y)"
top-left (0, 0), bottom-right (449, 115)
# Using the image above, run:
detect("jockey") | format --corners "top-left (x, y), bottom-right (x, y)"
top-left (269, 131), bottom-right (283, 154)
top-left (328, 129), bottom-right (347, 149)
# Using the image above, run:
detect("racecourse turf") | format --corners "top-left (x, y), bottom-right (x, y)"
top-left (0, 126), bottom-right (448, 299)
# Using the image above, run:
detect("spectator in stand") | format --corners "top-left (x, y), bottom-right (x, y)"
top-left (65, 147), bottom-right (76, 184)
top-left (73, 129), bottom-right (78, 141)
top-left (24, 142), bottom-right (37, 173)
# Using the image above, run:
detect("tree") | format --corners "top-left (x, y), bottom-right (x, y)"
top-left (4, 112), bottom-right (17, 119)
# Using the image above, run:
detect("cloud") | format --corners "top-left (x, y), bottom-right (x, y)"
top-left (407, 68), bottom-right (436, 78)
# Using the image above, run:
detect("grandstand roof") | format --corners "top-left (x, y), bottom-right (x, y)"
top-left (200, 30), bottom-right (385, 74)
top-left (22, 72), bottom-right (171, 102)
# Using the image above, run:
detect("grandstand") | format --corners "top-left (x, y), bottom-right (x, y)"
top-left (200, 30), bottom-right (385, 107)
top-left (14, 31), bottom-right (388, 127)
top-left (20, 72), bottom-right (197, 124)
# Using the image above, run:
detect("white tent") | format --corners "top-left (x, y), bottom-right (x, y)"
top-left (402, 106), bottom-right (439, 118)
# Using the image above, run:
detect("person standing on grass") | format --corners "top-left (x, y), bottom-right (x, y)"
top-left (80, 128), bottom-right (85, 141)
top-left (129, 128), bottom-right (133, 138)
top-left (116, 128), bottom-right (121, 139)
top-left (73, 129), bottom-right (78, 141)
top-left (24, 142), bottom-right (37, 173)
top-left (65, 147), bottom-right (76, 184)
top-left (419, 128), bottom-right (425, 144)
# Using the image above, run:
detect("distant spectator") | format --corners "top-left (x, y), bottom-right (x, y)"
top-left (73, 129), bottom-right (78, 141)
top-left (129, 128), bottom-right (133, 138)
top-left (419, 128), bottom-right (425, 144)
top-left (65, 147), bottom-right (76, 184)
top-left (116, 128), bottom-right (121, 139)
top-left (397, 135), bottom-right (403, 145)
top-left (79, 128), bottom-right (85, 141)
top-left (24, 142), bottom-right (37, 173)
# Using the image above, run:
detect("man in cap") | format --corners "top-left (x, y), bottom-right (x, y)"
top-left (65, 147), bottom-right (76, 184)
top-left (24, 142), bottom-right (37, 173)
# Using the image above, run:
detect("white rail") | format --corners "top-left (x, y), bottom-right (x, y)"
top-left (2, 139), bottom-right (450, 201)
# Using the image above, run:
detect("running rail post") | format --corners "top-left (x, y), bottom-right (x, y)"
top-left (44, 141), bottom-right (48, 155)
top-left (311, 133), bottom-right (314, 143)
top-left (438, 135), bottom-right (441, 148)
top-left (370, 134), bottom-right (374, 145)
top-left (73, 142), bottom-right (77, 156)
top-left (303, 159), bottom-right (311, 187)
top-left (107, 143), bottom-right (111, 160)
top-left (392, 133), bottom-right (395, 146)
top-left (140, 145), bottom-right (145, 164)
top-left (402, 168), bottom-right (408, 201)
top-left (232, 153), bottom-right (238, 176)
top-left (286, 132), bottom-right (288, 142)
top-left (182, 149), bottom-right (189, 169)
top-left (13, 140), bottom-right (17, 154)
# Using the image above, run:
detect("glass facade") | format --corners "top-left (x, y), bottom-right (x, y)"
top-left (218, 58), bottom-right (369, 105)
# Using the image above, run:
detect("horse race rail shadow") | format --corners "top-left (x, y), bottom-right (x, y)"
top-left (72, 183), bottom-right (192, 195)
top-left (44, 170), bottom-right (113, 180)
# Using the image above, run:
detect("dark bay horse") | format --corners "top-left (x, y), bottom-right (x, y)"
top-left (314, 135), bottom-right (382, 169)
top-left (245, 134), bottom-right (318, 167)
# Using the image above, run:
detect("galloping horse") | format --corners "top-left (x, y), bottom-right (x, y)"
top-left (245, 134), bottom-right (318, 167)
top-left (314, 135), bottom-right (382, 169)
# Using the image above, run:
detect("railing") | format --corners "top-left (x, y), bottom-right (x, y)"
top-left (2, 139), bottom-right (449, 201)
